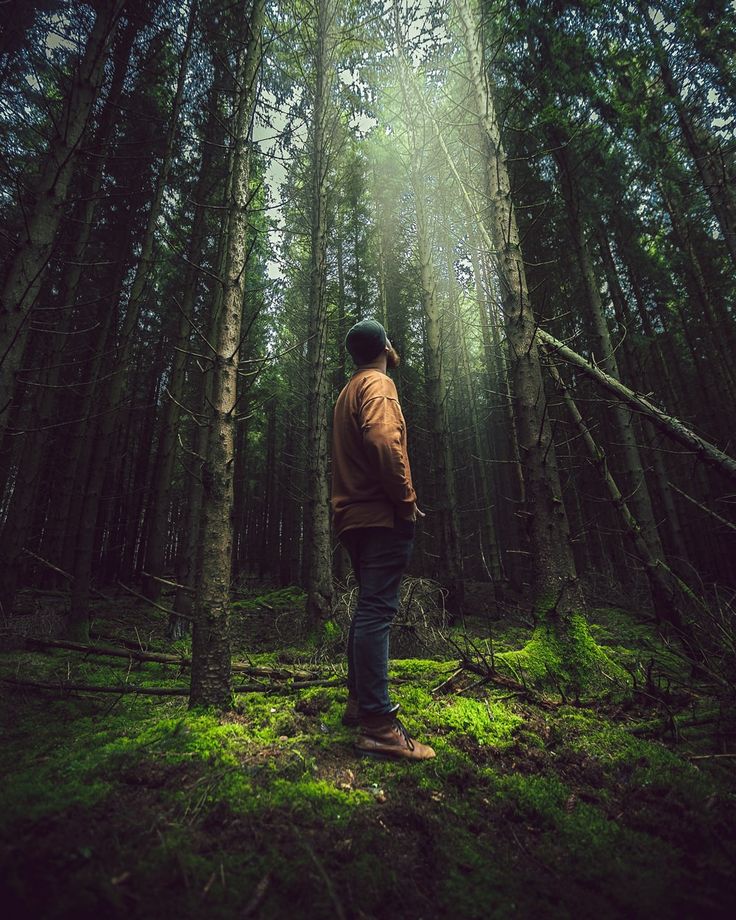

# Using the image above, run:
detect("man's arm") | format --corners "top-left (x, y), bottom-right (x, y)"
top-left (359, 375), bottom-right (417, 517)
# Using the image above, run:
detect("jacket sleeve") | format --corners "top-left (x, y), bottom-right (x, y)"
top-left (359, 375), bottom-right (417, 515)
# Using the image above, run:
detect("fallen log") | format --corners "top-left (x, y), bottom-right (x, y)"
top-left (1, 677), bottom-right (188, 696)
top-left (24, 636), bottom-right (319, 680)
top-left (1, 675), bottom-right (341, 697)
top-left (21, 549), bottom-right (112, 601)
top-left (538, 329), bottom-right (736, 485)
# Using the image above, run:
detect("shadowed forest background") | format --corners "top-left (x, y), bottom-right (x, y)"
top-left (1, 0), bottom-right (736, 917)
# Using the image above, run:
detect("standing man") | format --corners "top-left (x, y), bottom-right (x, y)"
top-left (331, 318), bottom-right (435, 761)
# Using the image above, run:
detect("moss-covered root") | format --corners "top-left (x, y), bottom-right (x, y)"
top-left (497, 613), bottom-right (630, 700)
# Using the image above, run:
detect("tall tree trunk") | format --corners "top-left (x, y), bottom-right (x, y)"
top-left (640, 2), bottom-right (736, 265)
top-left (189, 0), bottom-right (265, 708)
top-left (304, 0), bottom-right (336, 628)
top-left (547, 359), bottom-right (702, 660)
top-left (413, 181), bottom-right (465, 615)
top-left (548, 127), bottom-right (665, 566)
top-left (455, 0), bottom-right (586, 632)
top-left (0, 1), bottom-right (125, 423)
top-left (67, 3), bottom-right (198, 640)
top-left (660, 184), bottom-right (736, 402)
top-left (144, 74), bottom-right (221, 600)
top-left (597, 227), bottom-right (690, 566)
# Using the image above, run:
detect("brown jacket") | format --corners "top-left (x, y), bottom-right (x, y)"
top-left (331, 365), bottom-right (417, 536)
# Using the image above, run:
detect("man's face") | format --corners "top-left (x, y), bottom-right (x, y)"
top-left (386, 339), bottom-right (401, 369)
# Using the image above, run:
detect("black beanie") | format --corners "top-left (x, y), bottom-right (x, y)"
top-left (345, 319), bottom-right (387, 365)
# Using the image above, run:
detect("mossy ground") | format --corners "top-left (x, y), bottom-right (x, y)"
top-left (1, 592), bottom-right (734, 919)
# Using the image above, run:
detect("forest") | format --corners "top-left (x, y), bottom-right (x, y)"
top-left (1, 0), bottom-right (735, 916)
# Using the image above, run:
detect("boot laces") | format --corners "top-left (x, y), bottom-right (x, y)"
top-left (392, 717), bottom-right (415, 752)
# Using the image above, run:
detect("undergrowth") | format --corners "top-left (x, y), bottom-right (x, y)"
top-left (0, 598), bottom-right (734, 919)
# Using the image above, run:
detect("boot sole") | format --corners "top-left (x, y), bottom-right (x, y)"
top-left (354, 746), bottom-right (434, 762)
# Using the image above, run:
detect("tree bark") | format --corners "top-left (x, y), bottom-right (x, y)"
top-left (144, 73), bottom-right (221, 600)
top-left (67, 2), bottom-right (198, 641)
top-left (0, 1), bottom-right (126, 423)
top-left (455, 0), bottom-right (585, 627)
top-left (304, 0), bottom-right (336, 628)
top-left (189, 0), bottom-right (265, 708)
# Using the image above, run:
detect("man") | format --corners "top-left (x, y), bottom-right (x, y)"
top-left (331, 318), bottom-right (435, 761)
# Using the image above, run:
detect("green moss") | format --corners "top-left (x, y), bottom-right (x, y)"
top-left (2, 606), bottom-right (733, 920)
top-left (117, 711), bottom-right (253, 766)
top-left (498, 613), bottom-right (630, 697)
top-left (555, 707), bottom-right (714, 808)
top-left (389, 658), bottom-right (455, 680)
top-left (257, 778), bottom-right (371, 818)
top-left (442, 697), bottom-right (522, 748)
top-left (231, 585), bottom-right (306, 611)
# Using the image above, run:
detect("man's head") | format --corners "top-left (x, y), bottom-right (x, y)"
top-left (345, 319), bottom-right (400, 369)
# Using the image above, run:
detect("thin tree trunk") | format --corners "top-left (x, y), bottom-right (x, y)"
top-left (413, 181), bottom-right (465, 615)
top-left (548, 127), bottom-right (665, 564)
top-left (640, 2), bottom-right (736, 265)
top-left (0, 1), bottom-right (125, 422)
top-left (144, 75), bottom-right (221, 600)
top-left (67, 3), bottom-right (198, 640)
top-left (304, 0), bottom-right (336, 628)
top-left (456, 0), bottom-right (585, 628)
top-left (547, 360), bottom-right (701, 658)
top-left (189, 0), bottom-right (265, 708)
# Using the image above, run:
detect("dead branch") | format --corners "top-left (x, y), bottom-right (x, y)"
top-left (140, 572), bottom-right (196, 594)
top-left (667, 482), bottom-right (736, 534)
top-left (21, 549), bottom-right (112, 601)
top-left (24, 636), bottom-right (319, 680)
top-left (1, 676), bottom-right (189, 696)
top-left (538, 330), bottom-right (736, 484)
top-left (117, 581), bottom-right (195, 621)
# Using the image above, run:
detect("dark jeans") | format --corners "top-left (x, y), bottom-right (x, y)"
top-left (340, 519), bottom-right (415, 715)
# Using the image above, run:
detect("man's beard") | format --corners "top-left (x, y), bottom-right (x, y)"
top-left (386, 345), bottom-right (401, 369)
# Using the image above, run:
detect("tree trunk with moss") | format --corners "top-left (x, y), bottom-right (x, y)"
top-left (189, 0), bottom-right (265, 708)
top-left (455, 0), bottom-right (619, 692)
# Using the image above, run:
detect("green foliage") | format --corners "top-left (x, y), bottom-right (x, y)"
top-left (231, 585), bottom-right (306, 611)
top-left (498, 613), bottom-right (630, 698)
top-left (2, 603), bottom-right (735, 917)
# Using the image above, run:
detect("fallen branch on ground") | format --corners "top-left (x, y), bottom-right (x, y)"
top-left (1, 675), bottom-right (341, 697)
top-left (1, 676), bottom-right (189, 696)
top-left (25, 636), bottom-right (320, 680)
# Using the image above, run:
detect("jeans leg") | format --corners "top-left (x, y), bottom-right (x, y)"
top-left (341, 532), bottom-right (361, 699)
top-left (349, 522), bottom-right (414, 714)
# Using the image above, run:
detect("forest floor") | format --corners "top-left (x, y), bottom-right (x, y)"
top-left (1, 584), bottom-right (735, 919)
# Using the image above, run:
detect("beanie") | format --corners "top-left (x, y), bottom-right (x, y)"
top-left (345, 319), bottom-right (387, 365)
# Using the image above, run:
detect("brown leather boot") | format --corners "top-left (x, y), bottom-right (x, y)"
top-left (341, 695), bottom-right (359, 726)
top-left (355, 714), bottom-right (436, 761)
